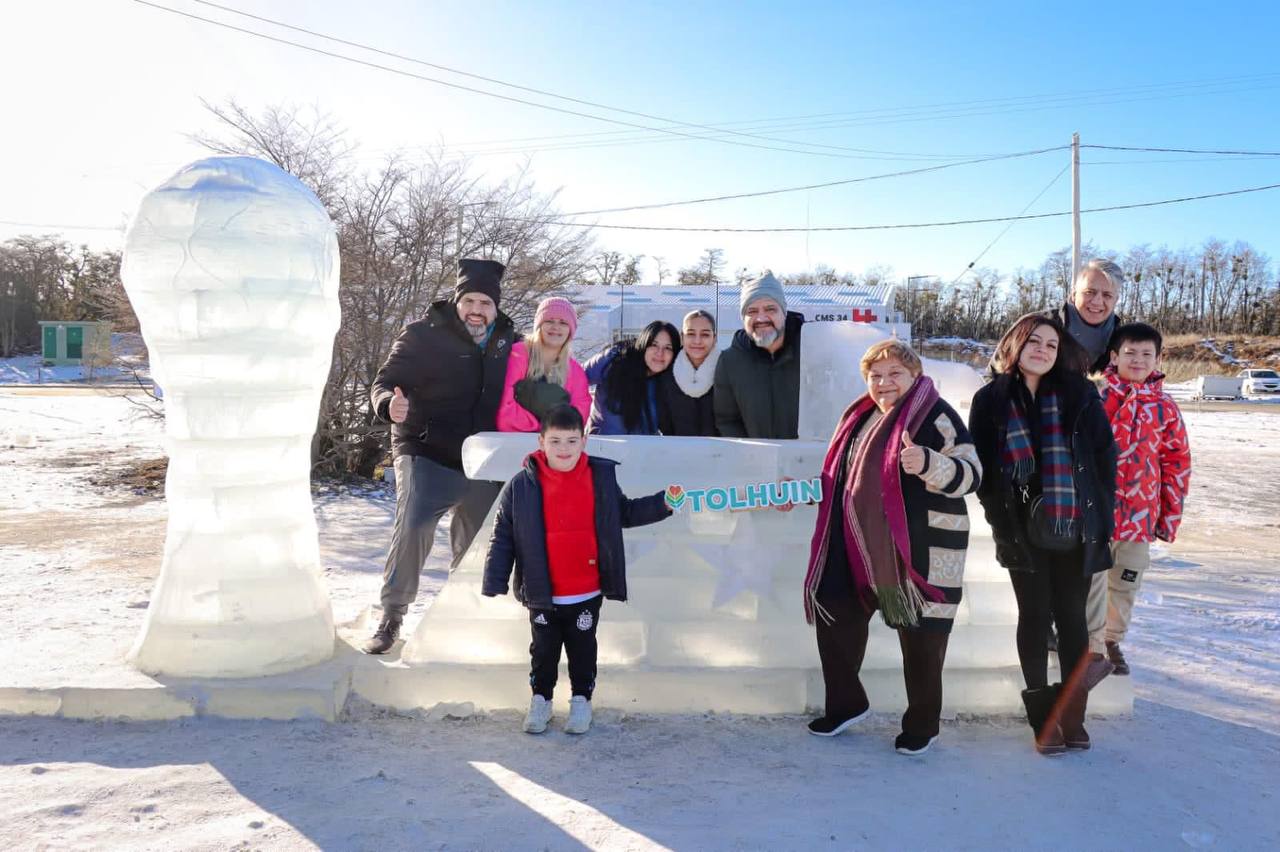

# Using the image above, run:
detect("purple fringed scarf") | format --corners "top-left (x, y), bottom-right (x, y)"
top-left (803, 374), bottom-right (947, 627)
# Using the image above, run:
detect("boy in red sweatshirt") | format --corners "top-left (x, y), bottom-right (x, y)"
top-left (482, 404), bottom-right (672, 734)
top-left (1086, 323), bottom-right (1192, 676)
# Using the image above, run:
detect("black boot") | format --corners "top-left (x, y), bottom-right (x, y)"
top-left (1060, 681), bottom-right (1090, 750)
top-left (363, 614), bottom-right (402, 655)
top-left (1021, 686), bottom-right (1066, 756)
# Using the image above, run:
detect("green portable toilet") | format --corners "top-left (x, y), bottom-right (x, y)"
top-left (36, 321), bottom-right (111, 366)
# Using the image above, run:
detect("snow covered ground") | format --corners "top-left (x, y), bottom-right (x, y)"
top-left (1, 389), bottom-right (1278, 850)
top-left (0, 333), bottom-right (149, 385)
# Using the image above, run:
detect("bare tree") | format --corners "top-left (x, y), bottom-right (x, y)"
top-left (678, 248), bottom-right (726, 286)
top-left (653, 256), bottom-right (669, 285)
top-left (191, 98), bottom-right (355, 211)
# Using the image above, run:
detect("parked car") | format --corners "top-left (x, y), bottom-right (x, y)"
top-left (1238, 369), bottom-right (1280, 395)
top-left (1194, 375), bottom-right (1241, 400)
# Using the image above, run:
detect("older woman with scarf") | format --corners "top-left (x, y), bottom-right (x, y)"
top-left (803, 340), bottom-right (981, 755)
top-left (658, 309), bottom-right (720, 436)
top-left (969, 313), bottom-right (1117, 756)
top-left (496, 297), bottom-right (591, 432)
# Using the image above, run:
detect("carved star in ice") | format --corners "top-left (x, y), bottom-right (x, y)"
top-left (689, 516), bottom-right (777, 609)
top-left (624, 534), bottom-right (659, 566)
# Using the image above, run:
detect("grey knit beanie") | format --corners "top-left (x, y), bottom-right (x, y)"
top-left (739, 270), bottom-right (786, 316)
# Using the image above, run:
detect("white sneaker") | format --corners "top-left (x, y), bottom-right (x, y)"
top-left (564, 696), bottom-right (592, 734)
top-left (523, 695), bottom-right (552, 734)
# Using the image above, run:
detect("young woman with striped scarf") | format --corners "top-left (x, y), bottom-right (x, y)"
top-left (970, 314), bottom-right (1117, 756)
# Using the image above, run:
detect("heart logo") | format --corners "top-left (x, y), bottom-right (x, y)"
top-left (665, 485), bottom-right (686, 511)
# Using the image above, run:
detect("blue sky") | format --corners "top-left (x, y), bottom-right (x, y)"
top-left (4, 0), bottom-right (1278, 284)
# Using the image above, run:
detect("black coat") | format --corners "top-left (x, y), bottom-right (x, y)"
top-left (712, 311), bottom-right (804, 439)
top-left (481, 455), bottom-right (671, 610)
top-left (969, 372), bottom-right (1118, 577)
top-left (656, 370), bottom-right (717, 436)
top-left (370, 300), bottom-right (516, 470)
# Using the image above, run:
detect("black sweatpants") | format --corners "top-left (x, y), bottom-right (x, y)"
top-left (815, 593), bottom-right (951, 739)
top-left (1008, 548), bottom-right (1092, 689)
top-left (529, 596), bottom-right (602, 700)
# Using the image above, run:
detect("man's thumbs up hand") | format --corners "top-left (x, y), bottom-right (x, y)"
top-left (899, 430), bottom-right (927, 476)
top-left (389, 386), bottom-right (410, 424)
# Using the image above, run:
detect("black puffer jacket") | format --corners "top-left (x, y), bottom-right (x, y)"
top-left (370, 300), bottom-right (516, 470)
top-left (712, 311), bottom-right (804, 439)
top-left (969, 371), bottom-right (1118, 577)
top-left (481, 454), bottom-right (671, 610)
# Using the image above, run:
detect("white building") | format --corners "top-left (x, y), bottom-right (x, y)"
top-left (570, 283), bottom-right (909, 355)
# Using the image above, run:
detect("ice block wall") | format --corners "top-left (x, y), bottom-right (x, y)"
top-left (384, 324), bottom-right (1129, 715)
top-left (122, 157), bottom-right (340, 678)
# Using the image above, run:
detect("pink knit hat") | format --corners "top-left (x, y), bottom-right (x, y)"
top-left (534, 297), bottom-right (578, 338)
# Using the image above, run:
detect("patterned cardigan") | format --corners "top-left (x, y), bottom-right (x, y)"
top-left (823, 398), bottom-right (982, 631)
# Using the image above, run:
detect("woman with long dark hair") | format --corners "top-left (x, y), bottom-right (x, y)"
top-left (583, 320), bottom-right (680, 435)
top-left (970, 313), bottom-right (1117, 755)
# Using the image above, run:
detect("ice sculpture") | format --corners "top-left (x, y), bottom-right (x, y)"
top-left (122, 157), bottom-right (340, 678)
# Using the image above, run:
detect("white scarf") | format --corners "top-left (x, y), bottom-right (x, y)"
top-left (672, 347), bottom-right (719, 399)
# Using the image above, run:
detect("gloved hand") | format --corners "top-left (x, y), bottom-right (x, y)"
top-left (514, 378), bottom-right (571, 421)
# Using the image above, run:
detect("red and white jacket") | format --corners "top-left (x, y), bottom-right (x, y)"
top-left (1101, 367), bottom-right (1191, 542)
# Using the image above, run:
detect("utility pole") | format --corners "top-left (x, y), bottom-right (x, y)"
top-left (1071, 132), bottom-right (1081, 287)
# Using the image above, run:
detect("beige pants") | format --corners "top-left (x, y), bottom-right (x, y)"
top-left (1086, 541), bottom-right (1151, 654)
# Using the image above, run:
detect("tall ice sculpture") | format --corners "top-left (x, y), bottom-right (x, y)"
top-left (123, 157), bottom-right (341, 677)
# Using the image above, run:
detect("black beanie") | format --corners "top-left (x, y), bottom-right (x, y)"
top-left (454, 258), bottom-right (505, 306)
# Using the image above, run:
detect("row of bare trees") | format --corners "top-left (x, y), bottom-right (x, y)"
top-left (0, 237), bottom-right (134, 358)
top-left (894, 241), bottom-right (1279, 342)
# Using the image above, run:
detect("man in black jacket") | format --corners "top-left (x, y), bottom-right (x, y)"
top-left (713, 270), bottom-right (804, 439)
top-left (363, 258), bottom-right (517, 654)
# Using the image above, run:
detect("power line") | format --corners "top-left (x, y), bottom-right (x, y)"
top-left (433, 79), bottom-right (1280, 158)
top-left (949, 164), bottom-right (1071, 284)
top-left (423, 72), bottom-right (1280, 153)
top-left (139, 3), bottom-right (1280, 165)
top-left (131, 0), bottom-right (971, 163)
top-left (9, 180), bottom-right (1278, 238)
top-left (509, 181), bottom-right (1280, 233)
top-left (1083, 144), bottom-right (1280, 156)
top-left (547, 146), bottom-right (1067, 217)
top-left (0, 220), bottom-right (124, 232)
top-left (184, 0), bottom-right (968, 162)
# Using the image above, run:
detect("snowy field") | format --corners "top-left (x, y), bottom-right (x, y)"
top-left (0, 334), bottom-right (150, 386)
top-left (1, 388), bottom-right (1278, 850)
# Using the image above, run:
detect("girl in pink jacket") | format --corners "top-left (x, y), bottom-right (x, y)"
top-left (497, 297), bottom-right (591, 432)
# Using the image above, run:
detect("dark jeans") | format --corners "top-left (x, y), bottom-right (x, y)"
top-left (380, 454), bottom-right (502, 617)
top-left (1008, 548), bottom-right (1092, 690)
top-left (529, 596), bottom-right (603, 700)
top-left (815, 593), bottom-right (951, 739)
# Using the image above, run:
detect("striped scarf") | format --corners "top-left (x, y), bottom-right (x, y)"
top-left (803, 375), bottom-right (946, 627)
top-left (1003, 387), bottom-right (1079, 534)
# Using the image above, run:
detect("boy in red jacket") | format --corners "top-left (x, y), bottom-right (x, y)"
top-left (482, 404), bottom-right (672, 734)
top-left (1086, 323), bottom-right (1191, 675)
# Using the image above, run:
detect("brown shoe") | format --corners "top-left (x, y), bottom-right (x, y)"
top-left (1106, 640), bottom-right (1129, 675)
top-left (1083, 652), bottom-right (1116, 691)
top-left (362, 615), bottom-right (402, 655)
